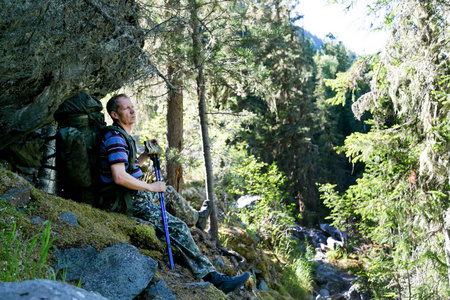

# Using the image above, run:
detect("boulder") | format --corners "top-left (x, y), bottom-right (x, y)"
top-left (0, 279), bottom-right (108, 300)
top-left (235, 195), bottom-right (262, 209)
top-left (55, 243), bottom-right (158, 300)
top-left (59, 212), bottom-right (80, 226)
top-left (326, 237), bottom-right (344, 250)
top-left (342, 284), bottom-right (371, 300)
top-left (314, 264), bottom-right (344, 289)
top-left (182, 185), bottom-right (219, 209)
top-left (0, 1), bottom-right (151, 151)
top-left (320, 224), bottom-right (347, 243)
top-left (139, 278), bottom-right (176, 300)
top-left (1, 186), bottom-right (31, 207)
top-left (290, 225), bottom-right (328, 247)
top-left (183, 186), bottom-right (207, 204)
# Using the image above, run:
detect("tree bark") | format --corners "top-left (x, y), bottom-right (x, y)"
top-left (190, 2), bottom-right (219, 241)
top-left (444, 210), bottom-right (450, 284)
top-left (166, 63), bottom-right (184, 193)
top-left (165, 0), bottom-right (184, 193)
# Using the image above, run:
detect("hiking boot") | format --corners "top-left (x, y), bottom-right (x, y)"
top-left (195, 200), bottom-right (211, 230)
top-left (204, 271), bottom-right (250, 294)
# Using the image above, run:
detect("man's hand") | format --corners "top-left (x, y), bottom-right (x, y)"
top-left (148, 181), bottom-right (166, 193)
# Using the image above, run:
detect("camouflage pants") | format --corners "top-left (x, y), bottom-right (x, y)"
top-left (132, 189), bottom-right (215, 279)
top-left (140, 185), bottom-right (199, 227)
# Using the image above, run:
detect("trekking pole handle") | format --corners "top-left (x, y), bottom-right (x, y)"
top-left (145, 140), bottom-right (163, 155)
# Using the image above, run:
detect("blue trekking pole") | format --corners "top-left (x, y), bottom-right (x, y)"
top-left (146, 141), bottom-right (174, 270)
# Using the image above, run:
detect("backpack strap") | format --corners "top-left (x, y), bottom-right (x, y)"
top-left (99, 125), bottom-right (137, 216)
top-left (104, 125), bottom-right (137, 175)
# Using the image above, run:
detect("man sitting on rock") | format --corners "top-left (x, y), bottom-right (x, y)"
top-left (98, 94), bottom-right (250, 294)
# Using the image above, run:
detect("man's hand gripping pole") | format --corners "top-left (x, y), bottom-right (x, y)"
top-left (145, 140), bottom-right (174, 270)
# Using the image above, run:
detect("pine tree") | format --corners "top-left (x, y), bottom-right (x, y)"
top-left (323, 0), bottom-right (450, 297)
top-left (165, 0), bottom-right (185, 193)
top-left (229, 0), bottom-right (359, 224)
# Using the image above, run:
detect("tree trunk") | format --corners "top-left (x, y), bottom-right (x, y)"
top-left (165, 0), bottom-right (184, 193)
top-left (190, 2), bottom-right (219, 241)
top-left (444, 210), bottom-right (450, 284)
top-left (166, 63), bottom-right (184, 193)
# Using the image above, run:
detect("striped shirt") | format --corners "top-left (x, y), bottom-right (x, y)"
top-left (99, 128), bottom-right (143, 183)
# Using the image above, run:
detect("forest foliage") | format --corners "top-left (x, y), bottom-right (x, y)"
top-left (322, 0), bottom-right (450, 298)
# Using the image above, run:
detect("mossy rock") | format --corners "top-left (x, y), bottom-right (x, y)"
top-left (170, 282), bottom-right (228, 300)
top-left (181, 185), bottom-right (207, 209)
top-left (0, 168), bottom-right (31, 195)
top-left (127, 223), bottom-right (163, 251)
top-left (258, 289), bottom-right (295, 300)
top-left (219, 226), bottom-right (255, 248)
top-left (28, 189), bottom-right (134, 250)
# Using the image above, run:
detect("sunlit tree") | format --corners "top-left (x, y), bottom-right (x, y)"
top-left (323, 0), bottom-right (450, 297)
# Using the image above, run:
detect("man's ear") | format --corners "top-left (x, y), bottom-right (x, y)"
top-left (110, 111), bottom-right (118, 120)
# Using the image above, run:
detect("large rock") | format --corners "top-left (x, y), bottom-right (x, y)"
top-left (1, 186), bottom-right (31, 207)
top-left (342, 284), bottom-right (371, 300)
top-left (0, 279), bottom-right (108, 300)
top-left (0, 169), bottom-right (32, 202)
top-left (139, 278), bottom-right (176, 300)
top-left (55, 243), bottom-right (158, 300)
top-left (326, 237), bottom-right (344, 250)
top-left (314, 264), bottom-right (344, 290)
top-left (0, 0), bottom-right (152, 151)
top-left (320, 224), bottom-right (347, 243)
top-left (289, 225), bottom-right (328, 247)
top-left (235, 195), bottom-right (262, 209)
top-left (182, 186), bottom-right (207, 204)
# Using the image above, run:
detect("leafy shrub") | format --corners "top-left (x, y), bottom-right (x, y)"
top-left (222, 156), bottom-right (296, 257)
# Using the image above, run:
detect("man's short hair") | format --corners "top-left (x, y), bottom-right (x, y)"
top-left (107, 94), bottom-right (128, 116)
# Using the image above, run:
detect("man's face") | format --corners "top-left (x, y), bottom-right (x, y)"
top-left (112, 97), bottom-right (136, 126)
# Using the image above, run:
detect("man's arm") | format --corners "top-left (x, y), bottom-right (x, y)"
top-left (111, 163), bottom-right (165, 193)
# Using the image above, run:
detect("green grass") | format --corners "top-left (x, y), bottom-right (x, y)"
top-left (280, 258), bottom-right (313, 299)
top-left (1, 220), bottom-right (57, 282)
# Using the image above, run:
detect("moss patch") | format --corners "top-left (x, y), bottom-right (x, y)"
top-left (0, 168), bottom-right (163, 282)
top-left (28, 188), bottom-right (135, 249)
top-left (128, 223), bottom-right (163, 251)
top-left (171, 282), bottom-right (228, 300)
top-left (0, 168), bottom-right (31, 195)
top-left (257, 290), bottom-right (295, 300)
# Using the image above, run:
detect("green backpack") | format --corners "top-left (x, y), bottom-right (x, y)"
top-left (54, 92), bottom-right (136, 208)
top-left (54, 92), bottom-right (107, 204)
